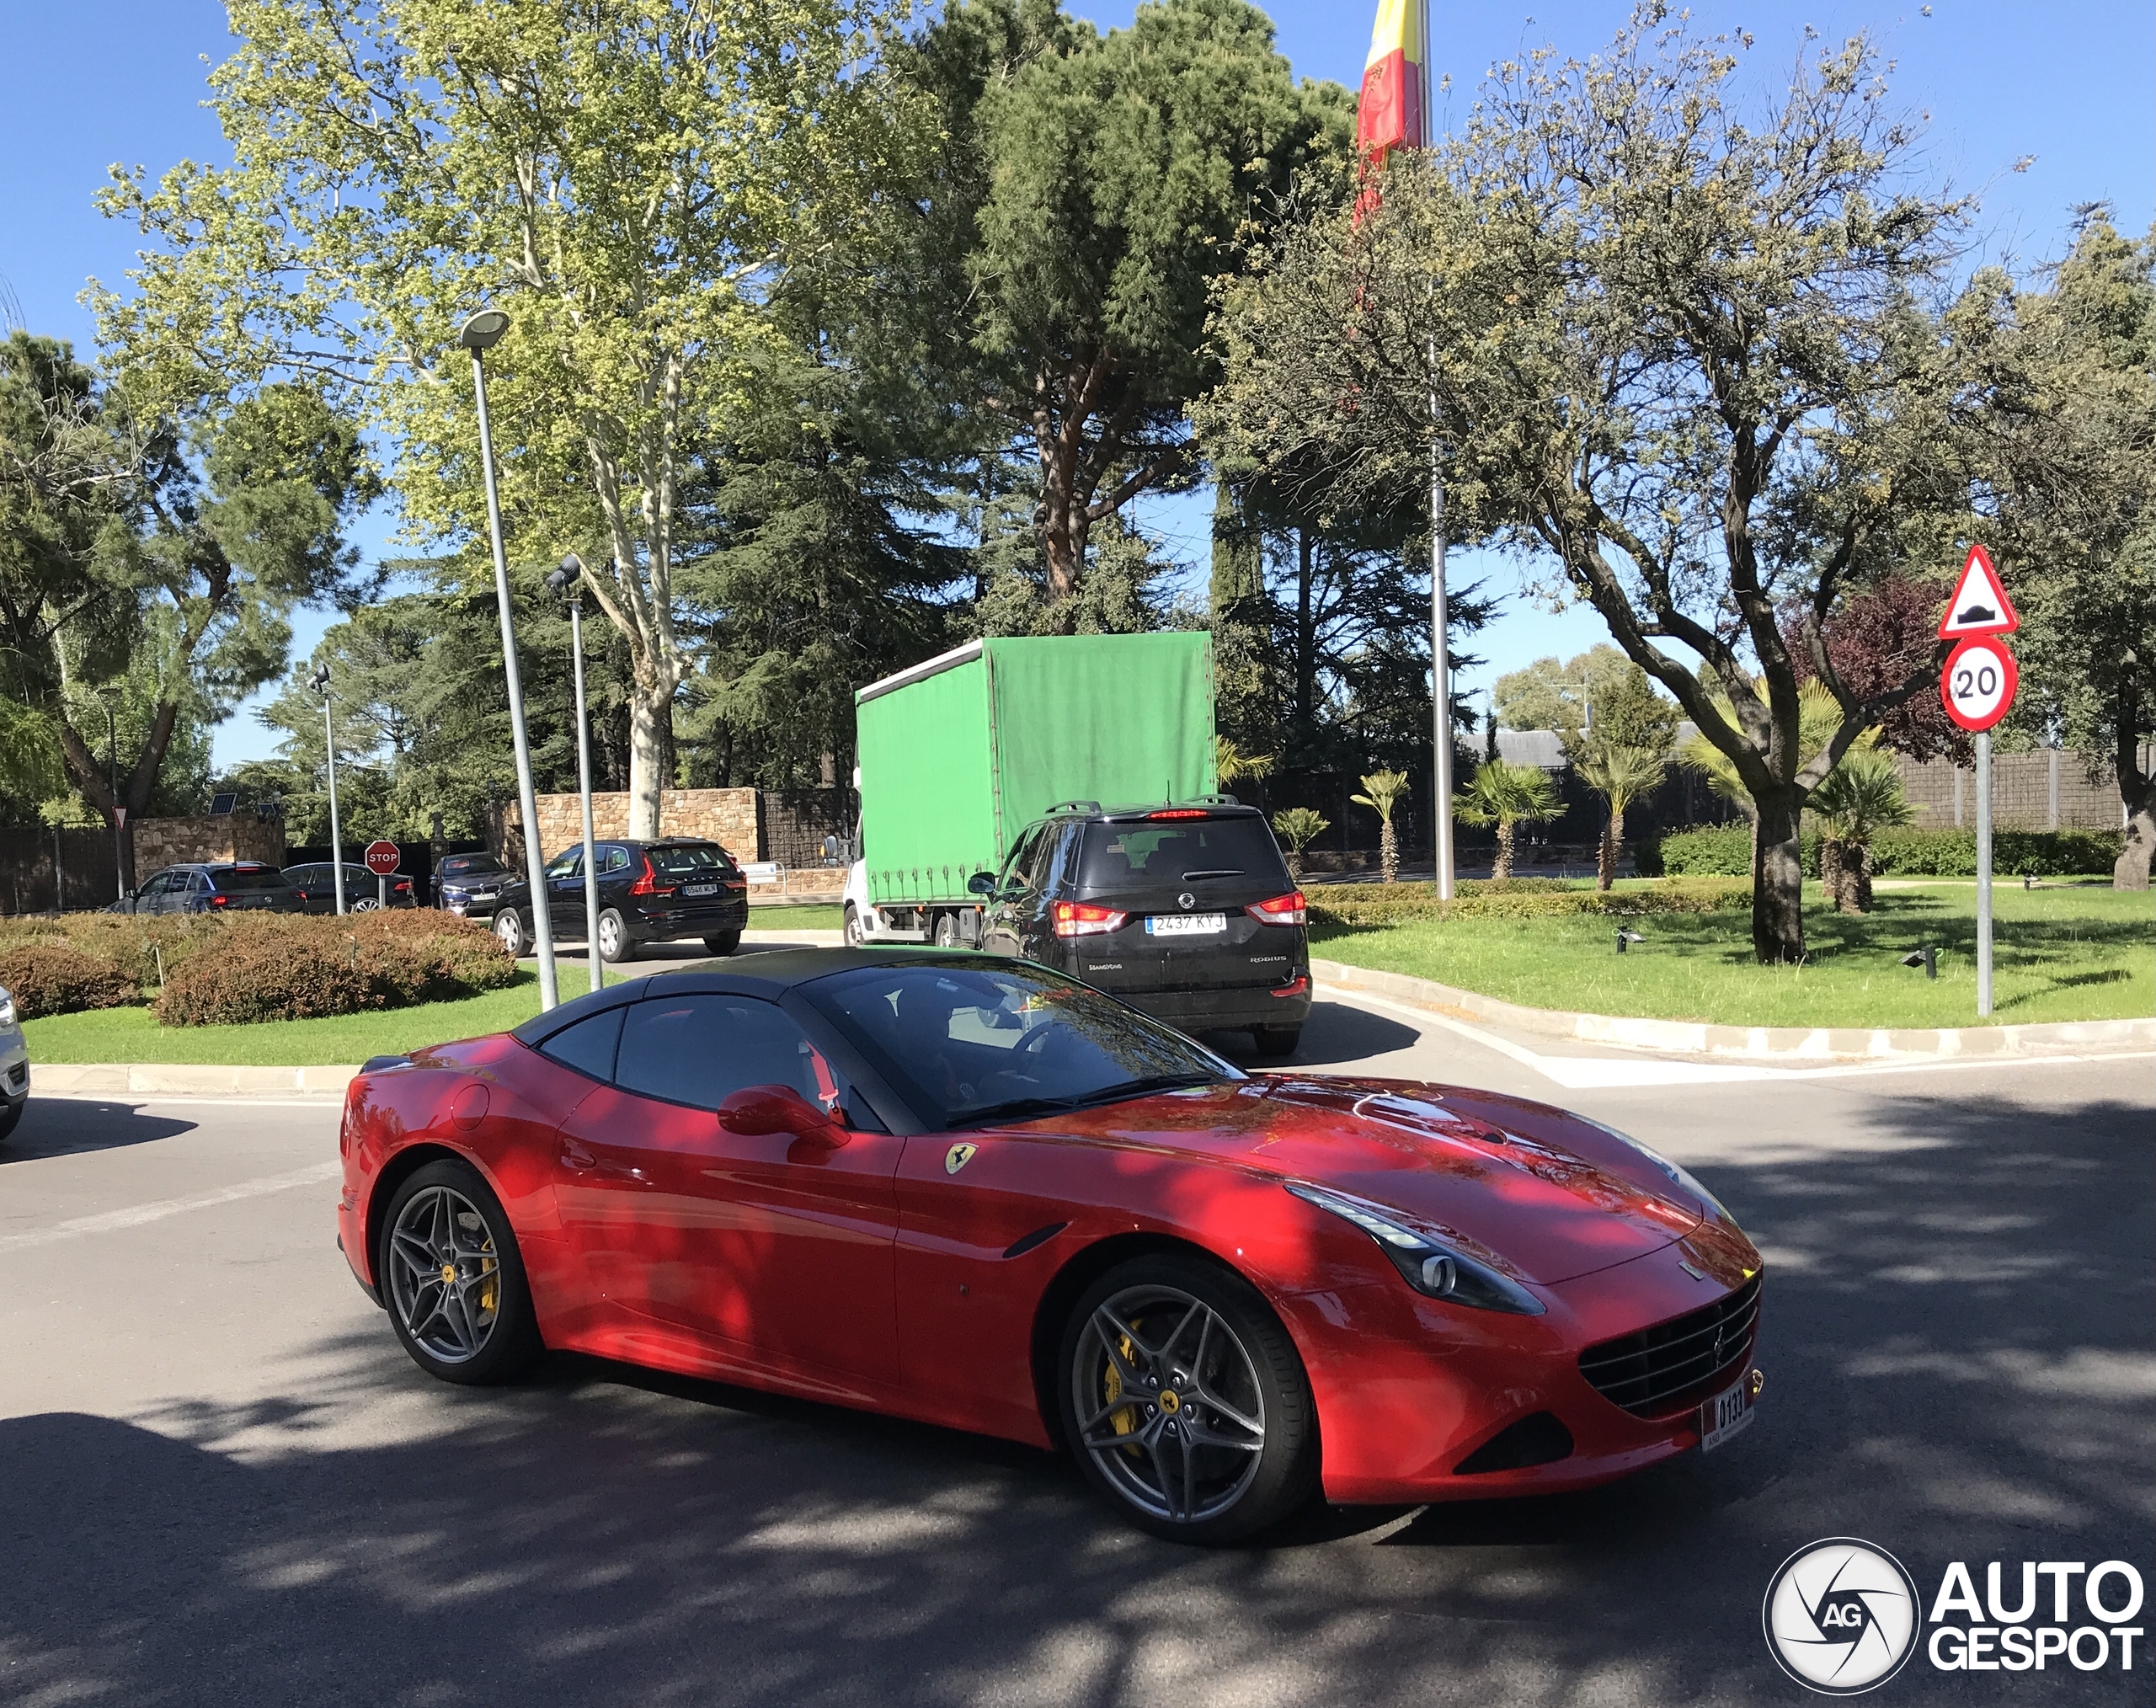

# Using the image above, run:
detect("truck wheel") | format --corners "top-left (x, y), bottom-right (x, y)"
top-left (844, 905), bottom-right (867, 947)
top-left (932, 912), bottom-right (960, 948)
top-left (1251, 1026), bottom-right (1300, 1059)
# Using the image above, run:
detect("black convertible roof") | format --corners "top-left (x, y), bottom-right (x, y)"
top-left (509, 945), bottom-right (966, 1045)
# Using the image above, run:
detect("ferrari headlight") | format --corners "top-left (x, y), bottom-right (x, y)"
top-left (1578, 1118), bottom-right (1729, 1220)
top-left (1284, 1182), bottom-right (1544, 1315)
top-left (0, 986), bottom-right (15, 1028)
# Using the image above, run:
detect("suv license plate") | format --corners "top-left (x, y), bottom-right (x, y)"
top-left (683, 883), bottom-right (718, 897)
top-left (1699, 1371), bottom-right (1758, 1453)
top-left (1146, 913), bottom-right (1226, 937)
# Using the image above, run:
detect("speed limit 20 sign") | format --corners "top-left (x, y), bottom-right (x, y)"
top-left (1940, 636), bottom-right (2018, 733)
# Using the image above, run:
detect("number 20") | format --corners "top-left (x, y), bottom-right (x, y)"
top-left (1953, 665), bottom-right (1998, 700)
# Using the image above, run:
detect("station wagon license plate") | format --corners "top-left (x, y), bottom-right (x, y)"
top-left (1145, 913), bottom-right (1226, 937)
top-left (683, 883), bottom-right (718, 897)
top-left (1699, 1371), bottom-right (1757, 1453)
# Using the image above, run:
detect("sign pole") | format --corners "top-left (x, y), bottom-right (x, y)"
top-left (1419, 0), bottom-right (1454, 902)
top-left (1975, 731), bottom-right (1993, 1017)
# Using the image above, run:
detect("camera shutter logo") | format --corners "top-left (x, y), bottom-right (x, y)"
top-left (1763, 1538), bottom-right (1921, 1694)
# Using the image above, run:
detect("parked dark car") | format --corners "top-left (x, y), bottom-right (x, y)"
top-left (976, 800), bottom-right (1312, 1056)
top-left (109, 862), bottom-right (305, 915)
top-left (489, 839), bottom-right (750, 962)
top-left (282, 862), bottom-right (418, 913)
top-left (435, 852), bottom-right (510, 916)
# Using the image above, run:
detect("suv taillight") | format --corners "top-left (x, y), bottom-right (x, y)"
top-left (627, 856), bottom-right (675, 899)
top-left (1053, 900), bottom-right (1128, 937)
top-left (1246, 890), bottom-right (1306, 926)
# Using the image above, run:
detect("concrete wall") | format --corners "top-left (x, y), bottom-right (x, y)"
top-left (131, 814), bottom-right (286, 874)
top-left (1896, 752), bottom-right (2121, 831)
top-left (496, 788), bottom-right (760, 864)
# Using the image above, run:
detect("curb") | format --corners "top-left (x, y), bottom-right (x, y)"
top-left (1310, 958), bottom-right (2156, 1064)
top-left (32, 1063), bottom-right (358, 1098)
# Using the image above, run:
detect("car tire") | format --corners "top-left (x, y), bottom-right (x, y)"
top-left (931, 911), bottom-right (961, 948)
top-left (1058, 1252), bottom-right (1318, 1545)
top-left (494, 909), bottom-right (528, 958)
top-left (843, 904), bottom-right (867, 947)
top-left (0, 1100), bottom-right (22, 1145)
top-left (376, 1159), bottom-right (542, 1386)
top-left (702, 931), bottom-right (741, 957)
top-left (353, 895), bottom-right (382, 913)
top-left (596, 908), bottom-right (636, 963)
top-left (1251, 1026), bottom-right (1301, 1059)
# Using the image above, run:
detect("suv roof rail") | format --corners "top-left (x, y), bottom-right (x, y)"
top-left (1046, 799), bottom-right (1102, 816)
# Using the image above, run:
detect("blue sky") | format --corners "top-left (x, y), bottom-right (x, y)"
top-left (3, 1), bottom-right (2148, 765)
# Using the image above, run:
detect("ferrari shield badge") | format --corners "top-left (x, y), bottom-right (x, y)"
top-left (944, 1143), bottom-right (978, 1176)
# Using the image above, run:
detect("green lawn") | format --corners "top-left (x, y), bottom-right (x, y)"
top-left (22, 969), bottom-right (644, 1065)
top-left (745, 904), bottom-right (843, 931)
top-left (1314, 881), bottom-right (2153, 1029)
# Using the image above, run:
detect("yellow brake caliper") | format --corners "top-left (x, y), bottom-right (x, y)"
top-left (1104, 1325), bottom-right (1144, 1456)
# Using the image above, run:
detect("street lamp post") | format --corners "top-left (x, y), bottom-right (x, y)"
top-left (460, 308), bottom-right (558, 1011)
top-left (547, 552), bottom-right (603, 994)
top-left (99, 697), bottom-right (124, 902)
top-left (311, 664), bottom-right (346, 915)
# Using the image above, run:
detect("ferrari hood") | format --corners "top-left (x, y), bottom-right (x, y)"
top-left (1054, 1076), bottom-right (1704, 1287)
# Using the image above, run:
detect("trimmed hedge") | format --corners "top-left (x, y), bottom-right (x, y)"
top-left (1306, 876), bottom-right (1751, 927)
top-left (1643, 825), bottom-right (2122, 879)
top-left (0, 943), bottom-right (138, 1018)
top-left (0, 910), bottom-right (515, 1027)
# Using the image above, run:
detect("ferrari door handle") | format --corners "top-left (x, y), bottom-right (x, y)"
top-left (561, 1142), bottom-right (596, 1171)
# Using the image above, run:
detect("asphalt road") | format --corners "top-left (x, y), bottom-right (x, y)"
top-left (3, 988), bottom-right (2150, 1707)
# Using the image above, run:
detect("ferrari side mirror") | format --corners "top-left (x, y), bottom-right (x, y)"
top-left (717, 1084), bottom-right (846, 1143)
top-left (967, 870), bottom-right (996, 896)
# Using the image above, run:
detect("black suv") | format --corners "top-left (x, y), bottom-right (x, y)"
top-left (490, 839), bottom-right (750, 962)
top-left (977, 800), bottom-right (1312, 1056)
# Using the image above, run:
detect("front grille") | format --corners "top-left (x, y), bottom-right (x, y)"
top-left (1578, 1275), bottom-right (1761, 1417)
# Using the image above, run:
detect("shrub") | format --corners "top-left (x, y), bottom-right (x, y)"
top-left (0, 944), bottom-right (137, 1017)
top-left (149, 913), bottom-right (516, 1027)
top-left (1641, 824), bottom-right (2121, 879)
top-left (1305, 876), bottom-right (1751, 927)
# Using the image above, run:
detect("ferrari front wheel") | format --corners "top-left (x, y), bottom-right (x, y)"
top-left (1058, 1254), bottom-right (1317, 1543)
top-left (379, 1159), bottom-right (541, 1385)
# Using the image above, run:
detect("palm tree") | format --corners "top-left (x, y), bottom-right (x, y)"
top-left (1454, 761), bottom-right (1561, 880)
top-left (1270, 807), bottom-right (1329, 883)
top-left (1807, 748), bottom-right (1915, 913)
top-left (1576, 743), bottom-right (1668, 892)
top-left (1214, 735), bottom-right (1276, 787)
top-left (1350, 769), bottom-right (1412, 883)
top-left (1677, 679), bottom-right (1845, 815)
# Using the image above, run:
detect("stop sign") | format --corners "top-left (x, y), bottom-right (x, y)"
top-left (364, 840), bottom-right (401, 876)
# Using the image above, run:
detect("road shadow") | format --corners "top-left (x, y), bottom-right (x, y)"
top-left (0, 1099), bottom-right (196, 1163)
top-left (1200, 999), bottom-right (1421, 1069)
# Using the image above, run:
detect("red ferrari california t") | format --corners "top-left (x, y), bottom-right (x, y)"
top-left (337, 947), bottom-right (1764, 1542)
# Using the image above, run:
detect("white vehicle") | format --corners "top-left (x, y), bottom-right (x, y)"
top-left (841, 857), bottom-right (949, 945)
top-left (0, 982), bottom-right (28, 1145)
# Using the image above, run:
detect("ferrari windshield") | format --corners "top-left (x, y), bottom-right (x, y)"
top-left (803, 960), bottom-right (1241, 1129)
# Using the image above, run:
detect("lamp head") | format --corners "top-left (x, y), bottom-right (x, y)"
top-left (456, 309), bottom-right (511, 352)
top-left (309, 664), bottom-right (331, 696)
top-left (546, 552), bottom-right (584, 595)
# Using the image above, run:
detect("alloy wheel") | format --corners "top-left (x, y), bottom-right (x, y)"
top-left (598, 913), bottom-right (623, 959)
top-left (385, 1185), bottom-right (503, 1364)
top-left (1070, 1283), bottom-right (1267, 1524)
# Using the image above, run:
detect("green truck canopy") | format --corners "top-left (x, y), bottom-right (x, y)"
top-left (854, 632), bottom-right (1217, 907)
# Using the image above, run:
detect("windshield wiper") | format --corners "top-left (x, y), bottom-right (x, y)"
top-left (957, 1073), bottom-right (1221, 1129)
top-left (1181, 868), bottom-right (1243, 881)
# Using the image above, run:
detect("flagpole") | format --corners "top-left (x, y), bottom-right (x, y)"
top-left (1420, 0), bottom-right (1454, 900)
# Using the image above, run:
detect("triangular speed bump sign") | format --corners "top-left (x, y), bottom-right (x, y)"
top-left (1937, 543), bottom-right (2018, 638)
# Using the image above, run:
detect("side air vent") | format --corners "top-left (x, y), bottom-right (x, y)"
top-left (1453, 1412), bottom-right (1576, 1475)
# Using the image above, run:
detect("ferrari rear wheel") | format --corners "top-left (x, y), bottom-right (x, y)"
top-left (1059, 1254), bottom-right (1317, 1543)
top-left (379, 1160), bottom-right (541, 1385)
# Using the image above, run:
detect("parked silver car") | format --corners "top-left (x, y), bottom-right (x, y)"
top-left (0, 982), bottom-right (27, 1145)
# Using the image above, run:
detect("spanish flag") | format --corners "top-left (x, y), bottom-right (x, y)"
top-left (1357, 0), bottom-right (1426, 161)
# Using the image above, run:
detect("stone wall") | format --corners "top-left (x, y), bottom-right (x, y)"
top-left (131, 814), bottom-right (286, 875)
top-left (1896, 752), bottom-right (2121, 831)
top-left (495, 788), bottom-right (760, 863)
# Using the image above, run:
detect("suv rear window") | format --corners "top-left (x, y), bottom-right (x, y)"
top-left (209, 866), bottom-right (291, 891)
top-left (648, 843), bottom-right (737, 877)
top-left (1076, 816), bottom-right (1290, 890)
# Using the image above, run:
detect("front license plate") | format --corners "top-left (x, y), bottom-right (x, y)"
top-left (684, 883), bottom-right (718, 897)
top-left (1699, 1371), bottom-right (1758, 1453)
top-left (1145, 913), bottom-right (1226, 937)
